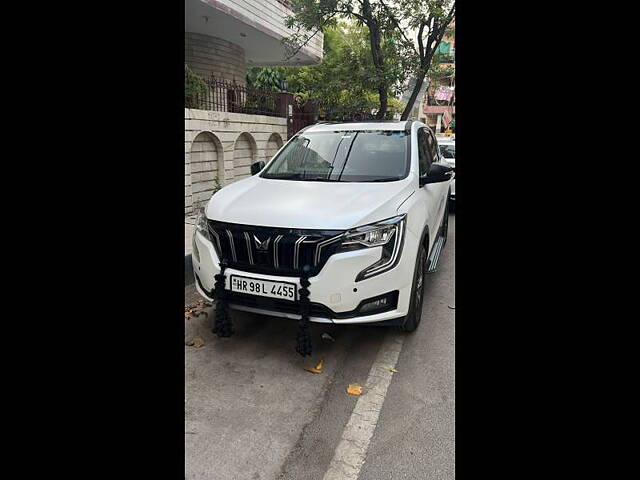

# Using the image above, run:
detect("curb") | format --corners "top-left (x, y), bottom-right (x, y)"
top-left (185, 254), bottom-right (194, 286)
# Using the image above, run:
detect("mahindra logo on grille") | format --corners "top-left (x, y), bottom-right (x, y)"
top-left (253, 235), bottom-right (271, 251)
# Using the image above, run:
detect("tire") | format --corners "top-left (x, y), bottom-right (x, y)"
top-left (400, 243), bottom-right (427, 332)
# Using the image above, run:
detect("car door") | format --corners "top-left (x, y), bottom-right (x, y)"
top-left (426, 129), bottom-right (449, 226)
top-left (415, 127), bottom-right (442, 255)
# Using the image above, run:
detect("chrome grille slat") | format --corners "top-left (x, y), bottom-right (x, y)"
top-left (208, 227), bottom-right (222, 254)
top-left (314, 234), bottom-right (344, 266)
top-left (293, 235), bottom-right (307, 270)
top-left (225, 229), bottom-right (237, 262)
top-left (273, 234), bottom-right (283, 268)
top-left (243, 232), bottom-right (254, 265)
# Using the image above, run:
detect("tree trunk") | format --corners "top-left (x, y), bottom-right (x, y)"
top-left (400, 71), bottom-right (426, 121)
top-left (377, 86), bottom-right (388, 120)
top-left (362, 0), bottom-right (387, 119)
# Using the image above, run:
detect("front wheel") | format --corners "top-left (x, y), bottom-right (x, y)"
top-left (400, 244), bottom-right (427, 332)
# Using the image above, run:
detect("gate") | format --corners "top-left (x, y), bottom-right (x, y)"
top-left (287, 94), bottom-right (319, 138)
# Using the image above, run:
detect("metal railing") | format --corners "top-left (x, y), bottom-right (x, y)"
top-left (185, 74), bottom-right (291, 118)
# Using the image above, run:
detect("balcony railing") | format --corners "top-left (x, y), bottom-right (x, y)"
top-left (423, 105), bottom-right (455, 115)
top-left (185, 74), bottom-right (291, 118)
top-left (426, 96), bottom-right (454, 106)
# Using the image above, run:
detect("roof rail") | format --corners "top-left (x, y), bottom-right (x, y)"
top-left (314, 119), bottom-right (407, 124)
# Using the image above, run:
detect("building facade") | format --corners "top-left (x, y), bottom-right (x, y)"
top-left (421, 22), bottom-right (455, 133)
top-left (184, 0), bottom-right (323, 213)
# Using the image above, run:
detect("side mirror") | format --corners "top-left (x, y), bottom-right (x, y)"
top-left (419, 163), bottom-right (454, 186)
top-left (250, 161), bottom-right (266, 176)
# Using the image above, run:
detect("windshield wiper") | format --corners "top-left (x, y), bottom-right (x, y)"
top-left (301, 176), bottom-right (336, 182)
top-left (264, 173), bottom-right (304, 180)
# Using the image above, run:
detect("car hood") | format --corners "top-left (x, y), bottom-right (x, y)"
top-left (205, 176), bottom-right (416, 230)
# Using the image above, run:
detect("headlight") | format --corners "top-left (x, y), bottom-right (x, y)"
top-left (338, 214), bottom-right (406, 281)
top-left (195, 207), bottom-right (211, 241)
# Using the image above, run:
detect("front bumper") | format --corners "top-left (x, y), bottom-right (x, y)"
top-left (191, 228), bottom-right (418, 324)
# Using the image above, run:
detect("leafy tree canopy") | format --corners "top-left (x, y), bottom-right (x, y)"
top-left (248, 22), bottom-right (406, 119)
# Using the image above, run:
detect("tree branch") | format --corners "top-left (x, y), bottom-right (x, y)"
top-left (417, 20), bottom-right (426, 60)
top-left (284, 11), bottom-right (338, 61)
top-left (284, 27), bottom-right (321, 60)
top-left (334, 9), bottom-right (367, 22)
top-left (378, 0), bottom-right (418, 56)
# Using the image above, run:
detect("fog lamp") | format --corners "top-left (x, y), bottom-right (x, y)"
top-left (357, 291), bottom-right (398, 314)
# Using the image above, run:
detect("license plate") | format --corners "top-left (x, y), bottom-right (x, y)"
top-left (229, 275), bottom-right (297, 301)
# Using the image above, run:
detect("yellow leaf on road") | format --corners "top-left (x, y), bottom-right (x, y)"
top-left (346, 384), bottom-right (362, 395)
top-left (185, 337), bottom-right (205, 348)
top-left (382, 366), bottom-right (398, 373)
top-left (304, 359), bottom-right (324, 374)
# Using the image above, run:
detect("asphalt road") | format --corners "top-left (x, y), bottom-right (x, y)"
top-left (185, 213), bottom-right (455, 480)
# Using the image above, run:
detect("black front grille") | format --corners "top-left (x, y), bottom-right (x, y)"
top-left (208, 220), bottom-right (345, 277)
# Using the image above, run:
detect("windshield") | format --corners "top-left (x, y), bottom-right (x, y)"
top-left (439, 144), bottom-right (455, 159)
top-left (261, 130), bottom-right (409, 182)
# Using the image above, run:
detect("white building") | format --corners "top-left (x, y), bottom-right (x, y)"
top-left (185, 0), bottom-right (324, 213)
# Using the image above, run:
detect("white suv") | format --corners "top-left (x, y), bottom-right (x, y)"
top-left (192, 121), bottom-right (453, 332)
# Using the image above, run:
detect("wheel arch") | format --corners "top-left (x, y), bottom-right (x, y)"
top-left (418, 224), bottom-right (430, 258)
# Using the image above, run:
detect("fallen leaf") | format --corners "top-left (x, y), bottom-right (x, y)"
top-left (382, 366), bottom-right (398, 373)
top-left (304, 359), bottom-right (324, 374)
top-left (346, 384), bottom-right (362, 395)
top-left (185, 337), bottom-right (205, 348)
top-left (321, 333), bottom-right (335, 342)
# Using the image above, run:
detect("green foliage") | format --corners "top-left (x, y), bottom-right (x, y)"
top-left (184, 65), bottom-right (208, 108)
top-left (284, 0), bottom-right (454, 119)
top-left (285, 1), bottom-right (411, 117)
top-left (246, 67), bottom-right (287, 92)
top-left (250, 23), bottom-right (404, 118)
top-left (385, 97), bottom-right (407, 119)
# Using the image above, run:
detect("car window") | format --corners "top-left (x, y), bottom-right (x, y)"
top-left (418, 128), bottom-right (432, 176)
top-left (426, 130), bottom-right (439, 162)
top-left (262, 130), bottom-right (409, 182)
top-left (266, 133), bottom-right (341, 177)
top-left (439, 144), bottom-right (455, 159)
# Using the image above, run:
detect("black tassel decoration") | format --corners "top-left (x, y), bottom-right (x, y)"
top-left (213, 259), bottom-right (234, 337)
top-left (296, 265), bottom-right (313, 357)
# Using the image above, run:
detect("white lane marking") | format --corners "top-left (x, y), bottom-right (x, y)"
top-left (322, 333), bottom-right (405, 480)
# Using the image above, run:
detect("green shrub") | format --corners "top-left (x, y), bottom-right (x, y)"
top-left (185, 65), bottom-right (208, 108)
